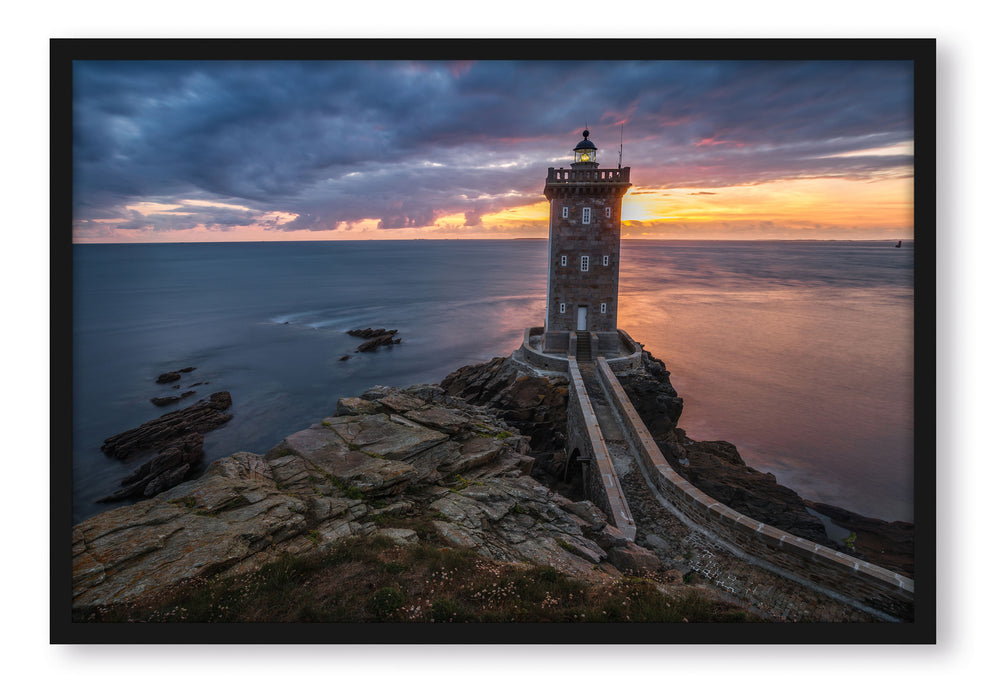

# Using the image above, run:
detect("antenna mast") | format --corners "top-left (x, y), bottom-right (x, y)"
top-left (618, 124), bottom-right (624, 168)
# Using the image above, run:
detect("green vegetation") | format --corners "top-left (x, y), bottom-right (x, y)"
top-left (449, 473), bottom-right (481, 491)
top-left (474, 425), bottom-right (515, 440)
top-left (327, 474), bottom-right (365, 501)
top-left (74, 535), bottom-right (758, 624)
top-left (167, 496), bottom-right (197, 508)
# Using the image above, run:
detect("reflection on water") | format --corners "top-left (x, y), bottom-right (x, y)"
top-left (72, 240), bottom-right (913, 524)
top-left (619, 240), bottom-right (913, 522)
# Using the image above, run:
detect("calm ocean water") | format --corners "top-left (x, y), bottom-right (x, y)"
top-left (71, 240), bottom-right (913, 524)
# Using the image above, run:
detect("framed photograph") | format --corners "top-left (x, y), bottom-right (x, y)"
top-left (52, 38), bottom-right (935, 644)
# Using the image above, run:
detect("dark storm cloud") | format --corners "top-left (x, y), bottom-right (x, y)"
top-left (72, 60), bottom-right (914, 233)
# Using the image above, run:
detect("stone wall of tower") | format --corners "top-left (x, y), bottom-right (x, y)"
top-left (546, 192), bottom-right (623, 336)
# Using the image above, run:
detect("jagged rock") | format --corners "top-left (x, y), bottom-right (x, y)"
top-left (347, 328), bottom-right (401, 352)
top-left (101, 391), bottom-right (233, 460)
top-left (73, 352), bottom-right (912, 620)
top-left (357, 335), bottom-right (400, 352)
top-left (206, 451), bottom-right (275, 482)
top-left (334, 396), bottom-right (379, 416)
top-left (376, 389), bottom-right (425, 413)
top-left (96, 391), bottom-right (234, 504)
top-left (73, 384), bottom-right (622, 611)
top-left (441, 357), bottom-right (570, 490)
top-left (607, 541), bottom-right (662, 574)
top-left (614, 350), bottom-right (683, 440)
top-left (154, 367), bottom-right (195, 384)
top-left (97, 433), bottom-right (204, 503)
top-left (804, 500), bottom-right (915, 576)
top-left (100, 391), bottom-right (233, 459)
top-left (347, 328), bottom-right (395, 338)
top-left (672, 432), bottom-right (831, 545)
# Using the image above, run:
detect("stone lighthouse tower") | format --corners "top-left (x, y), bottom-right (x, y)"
top-left (542, 130), bottom-right (631, 357)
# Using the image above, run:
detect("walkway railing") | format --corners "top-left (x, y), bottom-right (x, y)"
top-left (546, 166), bottom-right (631, 184)
top-left (566, 358), bottom-right (636, 540)
top-left (593, 357), bottom-right (915, 622)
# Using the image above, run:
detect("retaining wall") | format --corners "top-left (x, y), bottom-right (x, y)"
top-left (515, 327), bottom-right (570, 373)
top-left (603, 329), bottom-right (643, 372)
top-left (565, 359), bottom-right (637, 540)
top-left (595, 358), bottom-right (914, 621)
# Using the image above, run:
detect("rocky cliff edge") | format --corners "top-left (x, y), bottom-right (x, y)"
top-left (73, 382), bottom-right (658, 611)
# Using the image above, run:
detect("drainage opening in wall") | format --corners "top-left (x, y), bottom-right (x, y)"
top-left (558, 448), bottom-right (590, 498)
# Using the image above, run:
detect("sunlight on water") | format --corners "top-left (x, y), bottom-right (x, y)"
top-left (71, 240), bottom-right (913, 524)
top-left (619, 240), bottom-right (913, 521)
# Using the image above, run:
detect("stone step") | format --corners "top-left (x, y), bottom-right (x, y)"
top-left (576, 331), bottom-right (592, 360)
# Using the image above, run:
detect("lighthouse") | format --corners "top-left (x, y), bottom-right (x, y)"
top-left (542, 130), bottom-right (631, 357)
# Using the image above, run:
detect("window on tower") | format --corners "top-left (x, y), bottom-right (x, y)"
top-left (580, 255), bottom-right (589, 272)
top-left (562, 206), bottom-right (568, 219)
top-left (605, 207), bottom-right (611, 218)
top-left (601, 303), bottom-right (607, 313)
top-left (602, 255), bottom-right (609, 267)
top-left (560, 255), bottom-right (567, 267)
top-left (582, 207), bottom-right (591, 224)
top-left (559, 303), bottom-right (566, 313)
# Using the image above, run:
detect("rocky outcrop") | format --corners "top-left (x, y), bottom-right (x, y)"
top-left (440, 356), bottom-right (570, 492)
top-left (155, 367), bottom-right (195, 384)
top-left (613, 352), bottom-right (829, 544)
top-left (98, 391), bottom-right (233, 503)
top-left (347, 328), bottom-right (402, 352)
top-left (671, 431), bottom-right (831, 545)
top-left (101, 391), bottom-right (233, 460)
top-left (614, 351), bottom-right (683, 440)
top-left (97, 433), bottom-right (204, 503)
top-left (445, 351), bottom-right (909, 569)
top-left (805, 500), bottom-right (915, 576)
top-left (73, 345), bottom-right (911, 618)
top-left (73, 384), bottom-right (654, 612)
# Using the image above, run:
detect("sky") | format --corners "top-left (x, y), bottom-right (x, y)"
top-left (71, 59), bottom-right (915, 242)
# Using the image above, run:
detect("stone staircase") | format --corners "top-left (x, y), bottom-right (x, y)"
top-left (576, 331), bottom-right (592, 361)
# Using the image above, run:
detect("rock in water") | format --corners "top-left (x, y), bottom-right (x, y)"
top-left (347, 328), bottom-right (395, 338)
top-left (98, 434), bottom-right (204, 503)
top-left (102, 391), bottom-right (232, 460)
top-left (356, 332), bottom-right (399, 352)
top-left (73, 385), bottom-right (639, 611)
top-left (347, 328), bottom-right (402, 352)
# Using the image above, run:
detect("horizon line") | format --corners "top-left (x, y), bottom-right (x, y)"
top-left (71, 237), bottom-right (915, 245)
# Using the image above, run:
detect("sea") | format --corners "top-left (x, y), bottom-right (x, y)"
top-left (70, 240), bottom-right (914, 525)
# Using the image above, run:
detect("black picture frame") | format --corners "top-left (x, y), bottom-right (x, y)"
top-left (51, 38), bottom-right (936, 644)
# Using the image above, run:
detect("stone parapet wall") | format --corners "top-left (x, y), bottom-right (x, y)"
top-left (594, 358), bottom-right (914, 621)
top-left (515, 327), bottom-right (570, 373)
top-left (566, 359), bottom-right (636, 540)
top-left (604, 329), bottom-right (643, 371)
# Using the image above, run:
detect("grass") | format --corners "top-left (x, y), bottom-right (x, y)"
top-left (74, 535), bottom-right (759, 624)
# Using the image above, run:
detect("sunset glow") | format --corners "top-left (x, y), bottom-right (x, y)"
top-left (72, 60), bottom-right (915, 243)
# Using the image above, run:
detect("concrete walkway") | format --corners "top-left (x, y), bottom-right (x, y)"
top-left (577, 362), bottom-right (636, 479)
